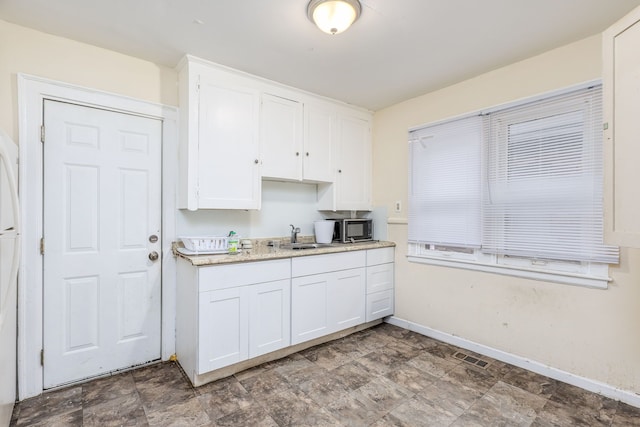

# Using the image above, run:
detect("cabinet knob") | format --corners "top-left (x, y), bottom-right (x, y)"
top-left (296, 152), bottom-right (300, 156)
top-left (338, 169), bottom-right (342, 173)
top-left (306, 152), bottom-right (309, 157)
top-left (254, 159), bottom-right (259, 164)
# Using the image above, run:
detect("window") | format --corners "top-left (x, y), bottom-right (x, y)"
top-left (408, 83), bottom-right (619, 288)
top-left (408, 115), bottom-right (482, 248)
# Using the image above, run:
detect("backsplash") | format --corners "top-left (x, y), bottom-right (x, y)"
top-left (177, 180), bottom-right (387, 241)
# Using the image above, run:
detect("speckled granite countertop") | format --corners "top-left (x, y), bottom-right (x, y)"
top-left (174, 237), bottom-right (395, 266)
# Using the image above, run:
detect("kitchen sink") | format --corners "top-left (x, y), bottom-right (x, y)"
top-left (280, 242), bottom-right (334, 250)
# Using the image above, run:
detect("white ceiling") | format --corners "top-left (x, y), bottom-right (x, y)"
top-left (1, 0), bottom-right (639, 111)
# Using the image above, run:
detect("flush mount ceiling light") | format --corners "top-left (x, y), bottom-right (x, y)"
top-left (307, 0), bottom-right (362, 35)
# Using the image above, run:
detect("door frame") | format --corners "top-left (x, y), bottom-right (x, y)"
top-left (17, 74), bottom-right (178, 400)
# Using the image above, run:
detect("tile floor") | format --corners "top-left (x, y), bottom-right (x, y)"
top-left (10, 323), bottom-right (640, 426)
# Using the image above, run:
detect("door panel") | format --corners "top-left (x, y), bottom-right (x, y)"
top-left (66, 165), bottom-right (99, 251)
top-left (43, 100), bottom-right (162, 388)
top-left (64, 276), bottom-right (99, 351)
top-left (118, 271), bottom-right (151, 341)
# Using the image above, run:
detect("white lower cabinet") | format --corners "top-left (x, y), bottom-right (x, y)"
top-left (366, 248), bottom-right (395, 322)
top-left (198, 287), bottom-right (249, 373)
top-left (248, 279), bottom-right (291, 358)
top-left (330, 268), bottom-right (367, 330)
top-left (291, 274), bottom-right (330, 344)
top-left (291, 251), bottom-right (366, 345)
top-left (177, 246), bottom-right (394, 383)
top-left (177, 258), bottom-right (290, 380)
top-left (198, 278), bottom-right (291, 373)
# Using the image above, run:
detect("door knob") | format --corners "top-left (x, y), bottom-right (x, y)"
top-left (148, 251), bottom-right (159, 261)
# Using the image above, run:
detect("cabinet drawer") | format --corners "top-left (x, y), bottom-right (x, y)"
top-left (199, 259), bottom-right (290, 292)
top-left (366, 289), bottom-right (394, 322)
top-left (367, 247), bottom-right (394, 266)
top-left (366, 263), bottom-right (394, 294)
top-left (292, 251), bottom-right (365, 277)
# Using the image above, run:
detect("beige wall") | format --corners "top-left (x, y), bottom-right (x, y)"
top-left (4, 17), bottom-right (639, 395)
top-left (0, 19), bottom-right (178, 142)
top-left (373, 34), bottom-right (640, 394)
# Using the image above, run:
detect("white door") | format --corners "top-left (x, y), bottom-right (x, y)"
top-left (42, 100), bottom-right (162, 388)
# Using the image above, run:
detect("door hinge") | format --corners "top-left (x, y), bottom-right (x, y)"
top-left (40, 125), bottom-right (45, 143)
top-left (40, 237), bottom-right (45, 255)
top-left (40, 349), bottom-right (44, 366)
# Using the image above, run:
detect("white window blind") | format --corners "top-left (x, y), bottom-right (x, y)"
top-left (408, 115), bottom-right (482, 247)
top-left (482, 85), bottom-right (619, 264)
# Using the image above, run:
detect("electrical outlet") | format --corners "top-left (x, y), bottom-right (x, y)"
top-left (394, 200), bottom-right (402, 213)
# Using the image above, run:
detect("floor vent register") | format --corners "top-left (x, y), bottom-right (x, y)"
top-left (453, 351), bottom-right (490, 368)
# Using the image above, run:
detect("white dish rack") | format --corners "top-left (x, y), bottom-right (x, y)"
top-left (180, 236), bottom-right (229, 254)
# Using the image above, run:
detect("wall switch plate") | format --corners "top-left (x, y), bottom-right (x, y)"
top-left (394, 200), bottom-right (402, 213)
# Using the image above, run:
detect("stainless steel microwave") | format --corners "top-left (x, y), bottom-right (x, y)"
top-left (333, 218), bottom-right (373, 243)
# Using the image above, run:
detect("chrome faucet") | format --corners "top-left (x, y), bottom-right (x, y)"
top-left (290, 224), bottom-right (300, 243)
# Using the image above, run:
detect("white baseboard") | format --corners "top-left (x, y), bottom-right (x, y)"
top-left (385, 316), bottom-right (640, 409)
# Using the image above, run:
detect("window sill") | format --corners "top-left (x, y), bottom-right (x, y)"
top-left (407, 255), bottom-right (610, 289)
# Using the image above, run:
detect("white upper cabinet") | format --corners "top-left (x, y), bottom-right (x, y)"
top-left (178, 57), bottom-right (261, 210)
top-left (260, 94), bottom-right (334, 183)
top-left (318, 110), bottom-right (372, 211)
top-left (336, 113), bottom-right (372, 210)
top-left (260, 94), bottom-right (304, 181)
top-left (178, 55), bottom-right (372, 211)
top-left (303, 103), bottom-right (335, 182)
top-left (603, 5), bottom-right (640, 247)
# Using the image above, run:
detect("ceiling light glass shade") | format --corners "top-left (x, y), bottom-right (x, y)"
top-left (307, 0), bottom-right (362, 35)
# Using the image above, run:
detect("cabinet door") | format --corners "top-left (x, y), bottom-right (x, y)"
top-left (198, 287), bottom-right (248, 373)
top-left (197, 75), bottom-right (261, 209)
top-left (261, 94), bottom-right (303, 181)
top-left (603, 6), bottom-right (640, 247)
top-left (304, 104), bottom-right (334, 182)
top-left (315, 109), bottom-right (373, 211)
top-left (248, 279), bottom-right (291, 357)
top-left (335, 114), bottom-right (371, 211)
top-left (328, 268), bottom-right (366, 331)
top-left (291, 274), bottom-right (329, 345)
